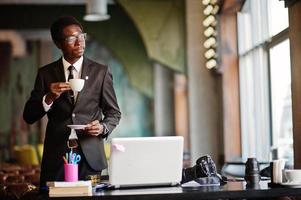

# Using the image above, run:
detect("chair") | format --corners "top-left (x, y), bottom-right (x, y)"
top-left (24, 173), bottom-right (40, 186)
top-left (101, 142), bottom-right (111, 176)
top-left (36, 144), bottom-right (43, 162)
top-left (221, 161), bottom-right (270, 178)
top-left (104, 142), bottom-right (110, 160)
top-left (0, 174), bottom-right (8, 184)
top-left (13, 145), bottom-right (39, 166)
top-left (221, 162), bottom-right (245, 178)
top-left (6, 175), bottom-right (25, 184)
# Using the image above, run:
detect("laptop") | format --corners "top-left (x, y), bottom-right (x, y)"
top-left (108, 136), bottom-right (184, 189)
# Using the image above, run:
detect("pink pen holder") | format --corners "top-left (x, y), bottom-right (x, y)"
top-left (64, 164), bottom-right (78, 182)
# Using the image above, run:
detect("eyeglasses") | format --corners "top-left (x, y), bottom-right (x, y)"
top-left (67, 139), bottom-right (79, 149)
top-left (64, 33), bottom-right (87, 44)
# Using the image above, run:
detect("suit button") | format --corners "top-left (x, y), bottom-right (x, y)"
top-left (72, 113), bottom-right (76, 118)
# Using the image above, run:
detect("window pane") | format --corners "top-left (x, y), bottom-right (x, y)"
top-left (237, 11), bottom-right (251, 54)
top-left (237, 0), bottom-right (269, 54)
top-left (269, 0), bottom-right (288, 36)
top-left (239, 48), bottom-right (270, 161)
top-left (269, 39), bottom-right (293, 166)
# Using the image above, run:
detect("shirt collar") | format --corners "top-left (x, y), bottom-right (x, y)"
top-left (62, 56), bottom-right (83, 72)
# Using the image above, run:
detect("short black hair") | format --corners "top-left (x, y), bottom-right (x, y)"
top-left (50, 16), bottom-right (83, 42)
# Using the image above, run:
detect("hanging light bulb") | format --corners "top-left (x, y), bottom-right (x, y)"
top-left (84, 0), bottom-right (110, 21)
top-left (205, 49), bottom-right (216, 59)
top-left (202, 0), bottom-right (211, 6)
top-left (202, 15), bottom-right (216, 27)
top-left (203, 5), bottom-right (213, 15)
top-left (210, 0), bottom-right (218, 4)
top-left (202, 0), bottom-right (219, 70)
top-left (212, 5), bottom-right (220, 15)
top-left (203, 37), bottom-right (217, 49)
top-left (206, 59), bottom-right (217, 69)
top-left (204, 27), bottom-right (215, 37)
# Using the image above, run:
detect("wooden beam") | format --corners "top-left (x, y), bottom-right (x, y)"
top-left (219, 12), bottom-right (241, 161)
top-left (220, 0), bottom-right (244, 13)
top-left (289, 0), bottom-right (301, 168)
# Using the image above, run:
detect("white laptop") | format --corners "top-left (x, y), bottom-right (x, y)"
top-left (108, 136), bottom-right (184, 189)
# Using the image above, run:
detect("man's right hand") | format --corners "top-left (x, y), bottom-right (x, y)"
top-left (45, 82), bottom-right (71, 105)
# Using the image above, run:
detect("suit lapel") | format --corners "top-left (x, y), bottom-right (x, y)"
top-left (76, 57), bottom-right (92, 104)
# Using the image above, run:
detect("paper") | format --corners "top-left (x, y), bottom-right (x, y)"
top-left (47, 180), bottom-right (92, 187)
top-left (181, 180), bottom-right (220, 188)
top-left (112, 144), bottom-right (125, 152)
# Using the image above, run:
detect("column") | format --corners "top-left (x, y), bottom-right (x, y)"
top-left (185, 0), bottom-right (221, 164)
top-left (154, 62), bottom-right (175, 136)
top-left (289, 1), bottom-right (301, 168)
top-left (174, 74), bottom-right (190, 167)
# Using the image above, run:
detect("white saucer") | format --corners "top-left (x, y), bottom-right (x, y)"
top-left (67, 125), bottom-right (88, 130)
top-left (280, 182), bottom-right (301, 188)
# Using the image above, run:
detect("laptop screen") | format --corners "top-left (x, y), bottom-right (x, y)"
top-left (108, 136), bottom-right (184, 188)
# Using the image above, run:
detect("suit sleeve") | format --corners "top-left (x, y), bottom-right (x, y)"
top-left (100, 67), bottom-right (121, 135)
top-left (23, 69), bottom-right (47, 124)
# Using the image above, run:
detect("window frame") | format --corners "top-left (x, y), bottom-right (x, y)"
top-left (237, 0), bottom-right (290, 162)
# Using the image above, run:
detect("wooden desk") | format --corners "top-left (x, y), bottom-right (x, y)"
top-left (10, 181), bottom-right (301, 200)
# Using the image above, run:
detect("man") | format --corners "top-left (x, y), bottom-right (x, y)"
top-left (23, 16), bottom-right (121, 188)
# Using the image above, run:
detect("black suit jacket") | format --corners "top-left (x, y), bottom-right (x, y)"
top-left (23, 57), bottom-right (121, 185)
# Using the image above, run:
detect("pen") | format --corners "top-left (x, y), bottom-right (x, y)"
top-left (62, 156), bottom-right (68, 164)
top-left (69, 149), bottom-right (73, 163)
top-left (66, 153), bottom-right (68, 163)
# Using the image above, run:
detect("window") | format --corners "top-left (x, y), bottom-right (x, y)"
top-left (237, 0), bottom-right (291, 164)
top-left (269, 0), bottom-right (289, 36)
top-left (269, 39), bottom-right (292, 165)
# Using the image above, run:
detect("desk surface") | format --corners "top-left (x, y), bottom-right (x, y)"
top-left (19, 181), bottom-right (301, 200)
top-left (94, 181), bottom-right (301, 200)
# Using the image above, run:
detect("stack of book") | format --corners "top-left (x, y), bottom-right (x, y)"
top-left (47, 180), bottom-right (92, 197)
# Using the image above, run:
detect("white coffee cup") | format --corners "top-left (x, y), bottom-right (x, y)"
top-left (284, 169), bottom-right (301, 183)
top-left (69, 79), bottom-right (85, 92)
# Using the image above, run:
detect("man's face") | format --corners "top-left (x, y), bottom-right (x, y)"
top-left (58, 24), bottom-right (85, 63)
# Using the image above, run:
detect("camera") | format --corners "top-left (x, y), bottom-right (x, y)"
top-left (181, 155), bottom-right (220, 184)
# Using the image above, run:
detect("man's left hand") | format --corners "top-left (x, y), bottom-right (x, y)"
top-left (85, 120), bottom-right (104, 136)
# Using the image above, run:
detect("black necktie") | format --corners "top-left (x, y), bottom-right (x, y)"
top-left (68, 65), bottom-right (75, 104)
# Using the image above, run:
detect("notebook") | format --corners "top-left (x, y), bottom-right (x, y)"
top-left (108, 136), bottom-right (184, 189)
